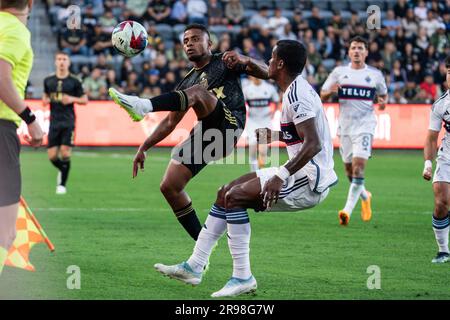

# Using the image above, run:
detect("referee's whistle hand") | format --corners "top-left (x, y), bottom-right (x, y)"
top-left (25, 121), bottom-right (44, 147)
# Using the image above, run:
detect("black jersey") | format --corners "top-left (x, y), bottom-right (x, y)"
top-left (176, 53), bottom-right (247, 127)
top-left (44, 74), bottom-right (84, 127)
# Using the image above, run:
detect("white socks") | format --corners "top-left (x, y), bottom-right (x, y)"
top-left (432, 215), bottom-right (450, 254)
top-left (343, 177), bottom-right (365, 215)
top-left (187, 205), bottom-right (227, 273)
top-left (226, 209), bottom-right (252, 279)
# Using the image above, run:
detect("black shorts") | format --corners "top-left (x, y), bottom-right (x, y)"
top-left (47, 125), bottom-right (75, 148)
top-left (0, 119), bottom-right (21, 206)
top-left (171, 101), bottom-right (244, 177)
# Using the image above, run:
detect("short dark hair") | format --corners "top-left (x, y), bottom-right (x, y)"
top-left (184, 24), bottom-right (210, 39)
top-left (0, 0), bottom-right (28, 9)
top-left (55, 51), bottom-right (70, 58)
top-left (349, 36), bottom-right (369, 50)
top-left (275, 40), bottom-right (307, 76)
top-left (445, 56), bottom-right (450, 68)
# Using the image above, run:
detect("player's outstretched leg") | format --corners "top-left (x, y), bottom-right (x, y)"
top-left (154, 261), bottom-right (203, 286)
top-left (109, 84), bottom-right (216, 122)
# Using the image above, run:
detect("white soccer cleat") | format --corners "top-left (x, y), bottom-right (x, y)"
top-left (211, 276), bottom-right (257, 298)
top-left (154, 261), bottom-right (202, 286)
top-left (431, 252), bottom-right (449, 264)
top-left (56, 185), bottom-right (67, 195)
top-left (108, 88), bottom-right (149, 122)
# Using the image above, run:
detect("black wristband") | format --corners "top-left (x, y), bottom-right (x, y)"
top-left (19, 107), bottom-right (36, 124)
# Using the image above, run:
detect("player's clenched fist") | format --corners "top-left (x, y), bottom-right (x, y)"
top-left (24, 121), bottom-right (44, 147)
top-left (423, 160), bottom-right (432, 181)
top-left (222, 50), bottom-right (249, 70)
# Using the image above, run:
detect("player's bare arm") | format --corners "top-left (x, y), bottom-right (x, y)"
top-left (377, 94), bottom-right (388, 111)
top-left (222, 50), bottom-right (269, 80)
top-left (61, 94), bottom-right (88, 105)
top-left (423, 129), bottom-right (439, 181)
top-left (262, 118), bottom-right (322, 208)
top-left (42, 93), bottom-right (50, 107)
top-left (133, 111), bottom-right (186, 178)
top-left (320, 83), bottom-right (340, 101)
top-left (0, 59), bottom-right (43, 147)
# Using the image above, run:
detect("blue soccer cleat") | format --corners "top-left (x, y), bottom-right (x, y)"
top-left (211, 275), bottom-right (257, 298)
top-left (154, 261), bottom-right (202, 286)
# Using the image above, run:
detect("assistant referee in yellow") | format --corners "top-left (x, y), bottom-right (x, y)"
top-left (0, 0), bottom-right (44, 276)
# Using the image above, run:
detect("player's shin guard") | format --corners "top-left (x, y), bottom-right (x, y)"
top-left (432, 214), bottom-right (450, 254)
top-left (226, 209), bottom-right (252, 279)
top-left (60, 158), bottom-right (71, 187)
top-left (187, 205), bottom-right (227, 273)
top-left (150, 90), bottom-right (189, 112)
top-left (343, 177), bottom-right (365, 215)
top-left (174, 202), bottom-right (202, 241)
top-left (0, 246), bottom-right (7, 276)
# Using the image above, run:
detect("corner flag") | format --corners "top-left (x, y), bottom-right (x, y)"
top-left (5, 197), bottom-right (55, 272)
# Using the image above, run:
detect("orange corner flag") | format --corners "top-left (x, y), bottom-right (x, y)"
top-left (5, 197), bottom-right (55, 272)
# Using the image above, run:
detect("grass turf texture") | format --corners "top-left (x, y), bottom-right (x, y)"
top-left (0, 148), bottom-right (448, 300)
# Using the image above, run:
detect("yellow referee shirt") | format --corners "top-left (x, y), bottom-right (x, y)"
top-left (0, 11), bottom-right (33, 127)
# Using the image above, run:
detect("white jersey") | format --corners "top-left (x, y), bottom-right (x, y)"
top-left (243, 80), bottom-right (279, 121)
top-left (322, 63), bottom-right (387, 136)
top-left (281, 75), bottom-right (338, 193)
top-left (429, 90), bottom-right (450, 162)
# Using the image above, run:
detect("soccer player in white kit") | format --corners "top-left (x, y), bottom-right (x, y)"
top-left (423, 56), bottom-right (450, 263)
top-left (154, 40), bottom-right (338, 297)
top-left (243, 75), bottom-right (279, 171)
top-left (320, 36), bottom-right (388, 226)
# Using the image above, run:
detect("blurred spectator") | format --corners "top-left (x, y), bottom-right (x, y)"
top-left (367, 41), bottom-right (382, 66)
top-left (291, 9), bottom-right (309, 35)
top-left (420, 10), bottom-right (442, 37)
top-left (404, 81), bottom-right (419, 100)
top-left (60, 28), bottom-right (89, 56)
top-left (314, 29), bottom-right (332, 59)
top-left (187, 0), bottom-right (207, 25)
top-left (224, 0), bottom-right (244, 26)
top-left (389, 89), bottom-right (408, 104)
top-left (383, 9), bottom-right (401, 38)
top-left (106, 69), bottom-right (120, 89)
top-left (120, 58), bottom-right (134, 83)
top-left (402, 8), bottom-right (419, 39)
top-left (125, 0), bottom-right (149, 22)
top-left (83, 67), bottom-right (107, 100)
top-left (241, 37), bottom-right (263, 61)
top-left (414, 0), bottom-right (427, 20)
top-left (276, 23), bottom-right (297, 41)
top-left (307, 42), bottom-right (322, 69)
top-left (98, 9), bottom-right (117, 34)
top-left (408, 61), bottom-right (424, 84)
top-left (390, 60), bottom-right (408, 91)
top-left (208, 0), bottom-right (225, 25)
top-left (329, 11), bottom-right (345, 34)
top-left (308, 7), bottom-right (326, 35)
top-left (393, 0), bottom-right (408, 19)
top-left (415, 27), bottom-right (429, 51)
top-left (420, 72), bottom-right (438, 100)
top-left (170, 0), bottom-right (188, 25)
top-left (249, 6), bottom-right (270, 33)
top-left (143, 0), bottom-right (171, 24)
top-left (430, 24), bottom-right (448, 57)
top-left (268, 8), bottom-right (289, 35)
top-left (124, 71), bottom-right (141, 95)
top-left (381, 41), bottom-right (398, 72)
top-left (90, 24), bottom-right (113, 55)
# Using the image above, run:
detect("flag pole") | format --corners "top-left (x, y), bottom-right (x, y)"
top-left (19, 197), bottom-right (55, 252)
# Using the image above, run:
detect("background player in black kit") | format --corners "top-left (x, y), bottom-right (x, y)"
top-left (109, 24), bottom-right (269, 241)
top-left (43, 52), bottom-right (88, 195)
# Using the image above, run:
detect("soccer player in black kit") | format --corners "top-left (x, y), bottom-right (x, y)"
top-left (43, 52), bottom-right (88, 194)
top-left (109, 24), bottom-right (269, 241)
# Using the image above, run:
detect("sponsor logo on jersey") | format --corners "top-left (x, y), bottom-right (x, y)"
top-left (247, 98), bottom-right (271, 108)
top-left (338, 85), bottom-right (376, 101)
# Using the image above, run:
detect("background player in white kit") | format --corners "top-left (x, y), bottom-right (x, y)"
top-left (242, 75), bottom-right (279, 171)
top-left (423, 56), bottom-right (450, 264)
top-left (154, 40), bottom-right (338, 297)
top-left (320, 36), bottom-right (388, 226)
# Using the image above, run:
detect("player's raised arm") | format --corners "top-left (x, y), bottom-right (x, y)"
top-left (222, 50), bottom-right (269, 80)
top-left (0, 59), bottom-right (43, 147)
top-left (132, 111), bottom-right (186, 178)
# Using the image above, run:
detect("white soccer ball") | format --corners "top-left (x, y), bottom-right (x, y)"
top-left (111, 20), bottom-right (148, 58)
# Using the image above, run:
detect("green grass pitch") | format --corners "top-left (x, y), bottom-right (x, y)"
top-left (0, 148), bottom-right (448, 300)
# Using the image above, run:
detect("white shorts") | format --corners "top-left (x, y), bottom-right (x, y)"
top-left (256, 167), bottom-right (330, 212)
top-left (339, 133), bottom-right (373, 164)
top-left (245, 117), bottom-right (272, 145)
top-left (433, 159), bottom-right (450, 183)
